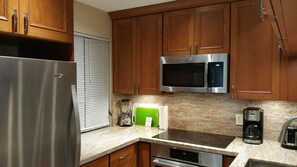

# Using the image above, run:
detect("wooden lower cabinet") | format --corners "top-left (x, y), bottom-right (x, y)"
top-left (110, 144), bottom-right (138, 167)
top-left (81, 155), bottom-right (109, 167)
top-left (223, 155), bottom-right (235, 167)
top-left (138, 142), bottom-right (150, 167)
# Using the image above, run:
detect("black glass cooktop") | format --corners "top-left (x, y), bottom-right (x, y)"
top-left (152, 129), bottom-right (235, 149)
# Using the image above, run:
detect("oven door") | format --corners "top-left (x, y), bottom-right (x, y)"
top-left (152, 157), bottom-right (202, 167)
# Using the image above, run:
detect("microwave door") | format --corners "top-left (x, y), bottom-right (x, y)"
top-left (161, 63), bottom-right (207, 92)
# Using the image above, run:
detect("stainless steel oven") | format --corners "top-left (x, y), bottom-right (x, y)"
top-left (151, 144), bottom-right (222, 167)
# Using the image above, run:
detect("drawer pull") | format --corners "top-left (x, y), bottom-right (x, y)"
top-left (119, 154), bottom-right (129, 160)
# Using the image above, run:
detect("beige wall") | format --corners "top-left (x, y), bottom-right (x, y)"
top-left (74, 1), bottom-right (112, 39)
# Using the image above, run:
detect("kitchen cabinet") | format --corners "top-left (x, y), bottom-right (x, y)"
top-left (113, 14), bottom-right (162, 95)
top-left (110, 144), bottom-right (138, 167)
top-left (223, 155), bottom-right (235, 167)
top-left (138, 142), bottom-right (150, 167)
top-left (195, 4), bottom-right (230, 54)
top-left (0, 0), bottom-right (73, 42)
top-left (230, 0), bottom-right (280, 100)
top-left (81, 155), bottom-right (109, 167)
top-left (113, 18), bottom-right (136, 94)
top-left (136, 14), bottom-right (162, 95)
top-left (263, 0), bottom-right (297, 57)
top-left (163, 9), bottom-right (194, 56)
top-left (163, 3), bottom-right (230, 56)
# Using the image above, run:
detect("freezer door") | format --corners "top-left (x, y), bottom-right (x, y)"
top-left (0, 56), bottom-right (80, 167)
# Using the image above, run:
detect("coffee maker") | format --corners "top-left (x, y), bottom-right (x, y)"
top-left (119, 99), bottom-right (133, 126)
top-left (243, 107), bottom-right (263, 144)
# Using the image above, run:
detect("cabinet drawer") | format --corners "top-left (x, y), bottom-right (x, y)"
top-left (81, 155), bottom-right (109, 167)
top-left (110, 144), bottom-right (137, 167)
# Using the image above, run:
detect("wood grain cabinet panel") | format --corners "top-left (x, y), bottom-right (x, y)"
top-left (19, 0), bottom-right (72, 42)
top-left (0, 0), bottom-right (18, 33)
top-left (113, 18), bottom-right (136, 94)
top-left (163, 9), bottom-right (194, 56)
top-left (136, 14), bottom-right (162, 95)
top-left (223, 155), bottom-right (235, 167)
top-left (81, 155), bottom-right (109, 167)
top-left (195, 3), bottom-right (230, 54)
top-left (163, 4), bottom-right (230, 56)
top-left (138, 142), bottom-right (150, 167)
top-left (230, 0), bottom-right (280, 100)
top-left (0, 0), bottom-right (72, 42)
top-left (110, 144), bottom-right (138, 167)
top-left (113, 14), bottom-right (162, 95)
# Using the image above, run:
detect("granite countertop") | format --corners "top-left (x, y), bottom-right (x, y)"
top-left (80, 125), bottom-right (297, 166)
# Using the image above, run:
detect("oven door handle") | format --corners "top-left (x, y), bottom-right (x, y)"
top-left (152, 158), bottom-right (200, 167)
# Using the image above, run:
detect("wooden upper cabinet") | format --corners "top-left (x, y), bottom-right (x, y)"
top-left (163, 9), bottom-right (194, 56)
top-left (0, 0), bottom-right (72, 42)
top-left (230, 0), bottom-right (280, 100)
top-left (195, 3), bottom-right (230, 54)
top-left (0, 0), bottom-right (18, 33)
top-left (19, 0), bottom-right (72, 42)
top-left (113, 18), bottom-right (136, 94)
top-left (136, 14), bottom-right (162, 95)
top-left (113, 14), bottom-right (162, 95)
top-left (163, 4), bottom-right (230, 56)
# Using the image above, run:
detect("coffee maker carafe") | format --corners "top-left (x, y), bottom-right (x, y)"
top-left (243, 107), bottom-right (263, 144)
top-left (119, 99), bottom-right (132, 126)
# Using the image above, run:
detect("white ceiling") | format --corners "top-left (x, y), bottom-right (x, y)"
top-left (75, 0), bottom-right (175, 12)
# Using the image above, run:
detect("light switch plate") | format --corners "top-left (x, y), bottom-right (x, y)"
top-left (236, 114), bottom-right (243, 126)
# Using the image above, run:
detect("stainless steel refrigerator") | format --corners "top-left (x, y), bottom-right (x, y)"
top-left (0, 56), bottom-right (81, 167)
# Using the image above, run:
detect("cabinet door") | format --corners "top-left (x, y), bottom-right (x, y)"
top-left (136, 14), bottom-right (162, 95)
top-left (113, 18), bottom-right (136, 94)
top-left (195, 3), bottom-right (230, 54)
top-left (19, 0), bottom-right (72, 42)
top-left (230, 0), bottom-right (280, 100)
top-left (110, 144), bottom-right (137, 167)
top-left (0, 0), bottom-right (18, 33)
top-left (81, 155), bottom-right (109, 167)
top-left (163, 9), bottom-right (194, 56)
top-left (223, 155), bottom-right (235, 167)
top-left (138, 142), bottom-right (150, 167)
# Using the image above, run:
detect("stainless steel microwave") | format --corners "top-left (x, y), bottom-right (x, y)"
top-left (160, 53), bottom-right (228, 93)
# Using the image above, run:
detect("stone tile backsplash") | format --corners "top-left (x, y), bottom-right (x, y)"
top-left (111, 93), bottom-right (297, 141)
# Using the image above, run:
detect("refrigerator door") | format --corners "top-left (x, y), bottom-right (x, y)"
top-left (0, 56), bottom-right (80, 167)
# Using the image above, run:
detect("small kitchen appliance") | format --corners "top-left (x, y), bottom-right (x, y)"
top-left (281, 125), bottom-right (297, 149)
top-left (119, 99), bottom-right (133, 126)
top-left (243, 107), bottom-right (264, 144)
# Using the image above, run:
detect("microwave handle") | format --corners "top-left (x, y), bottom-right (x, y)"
top-left (204, 63), bottom-right (208, 88)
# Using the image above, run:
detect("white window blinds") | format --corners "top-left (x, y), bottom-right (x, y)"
top-left (74, 34), bottom-right (110, 132)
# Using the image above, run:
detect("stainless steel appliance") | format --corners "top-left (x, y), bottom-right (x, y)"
top-left (243, 107), bottom-right (263, 144)
top-left (0, 56), bottom-right (80, 167)
top-left (281, 125), bottom-right (297, 150)
top-left (151, 129), bottom-right (235, 167)
top-left (151, 144), bottom-right (223, 167)
top-left (119, 99), bottom-right (132, 126)
top-left (160, 53), bottom-right (228, 93)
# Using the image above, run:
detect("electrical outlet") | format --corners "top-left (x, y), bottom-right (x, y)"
top-left (236, 114), bottom-right (243, 126)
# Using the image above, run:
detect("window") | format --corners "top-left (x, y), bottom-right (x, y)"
top-left (74, 34), bottom-right (110, 132)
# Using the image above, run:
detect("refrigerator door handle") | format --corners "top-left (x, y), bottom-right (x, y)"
top-left (71, 85), bottom-right (81, 167)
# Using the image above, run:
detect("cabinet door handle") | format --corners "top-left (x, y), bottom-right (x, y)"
top-left (24, 11), bottom-right (29, 35)
top-left (119, 154), bottom-right (129, 160)
top-left (189, 44), bottom-right (192, 55)
top-left (12, 9), bottom-right (18, 33)
top-left (195, 42), bottom-right (198, 54)
top-left (231, 84), bottom-right (235, 99)
top-left (259, 0), bottom-right (267, 21)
